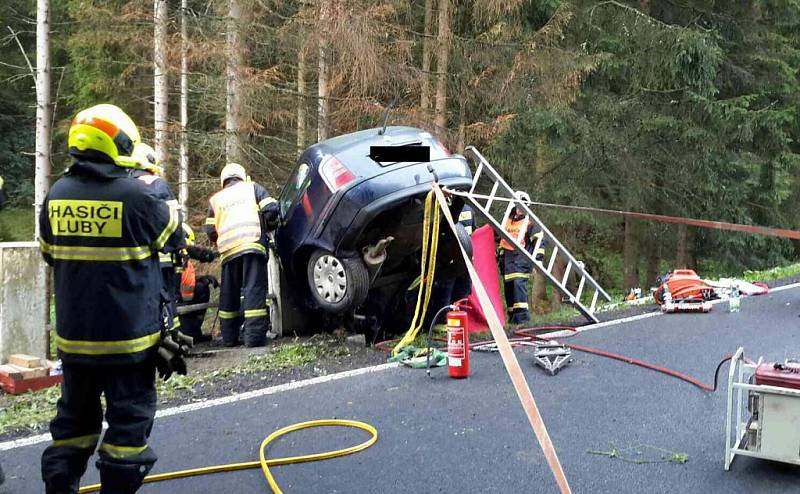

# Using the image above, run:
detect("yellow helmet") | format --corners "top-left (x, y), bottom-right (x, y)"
top-left (182, 223), bottom-right (195, 246)
top-left (124, 142), bottom-right (164, 175)
top-left (68, 104), bottom-right (140, 164)
top-left (220, 163), bottom-right (247, 187)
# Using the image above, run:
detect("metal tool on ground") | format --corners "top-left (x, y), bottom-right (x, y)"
top-left (445, 146), bottom-right (611, 323)
top-left (532, 342), bottom-right (573, 375)
top-left (724, 347), bottom-right (800, 470)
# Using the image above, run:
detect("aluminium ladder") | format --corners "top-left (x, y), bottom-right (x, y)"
top-left (449, 146), bottom-right (611, 323)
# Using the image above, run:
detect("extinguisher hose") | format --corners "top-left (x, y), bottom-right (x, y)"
top-left (426, 304), bottom-right (455, 377)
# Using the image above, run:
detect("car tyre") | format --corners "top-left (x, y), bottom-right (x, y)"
top-left (307, 250), bottom-right (369, 313)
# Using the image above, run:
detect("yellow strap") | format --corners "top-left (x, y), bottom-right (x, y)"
top-left (52, 433), bottom-right (100, 450)
top-left (99, 442), bottom-right (148, 459)
top-left (432, 184), bottom-right (572, 494)
top-left (56, 331), bottom-right (161, 356)
top-left (393, 191), bottom-right (440, 355)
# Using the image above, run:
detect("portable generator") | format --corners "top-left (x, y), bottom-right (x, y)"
top-left (724, 347), bottom-right (800, 470)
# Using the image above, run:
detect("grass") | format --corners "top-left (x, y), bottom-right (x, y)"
top-left (0, 338), bottom-right (349, 435)
top-left (0, 206), bottom-right (35, 242)
top-left (743, 262), bottom-right (800, 283)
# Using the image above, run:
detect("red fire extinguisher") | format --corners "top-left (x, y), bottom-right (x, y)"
top-left (447, 306), bottom-right (470, 379)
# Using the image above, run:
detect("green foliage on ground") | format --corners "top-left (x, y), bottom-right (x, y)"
top-left (0, 207), bottom-right (35, 242)
top-left (0, 338), bottom-right (349, 435)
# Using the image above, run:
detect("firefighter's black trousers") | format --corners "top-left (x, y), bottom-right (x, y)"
top-left (41, 361), bottom-right (157, 493)
top-left (501, 249), bottom-right (531, 323)
top-left (219, 253), bottom-right (268, 346)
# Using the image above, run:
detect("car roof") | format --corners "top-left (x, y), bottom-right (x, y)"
top-left (309, 126), bottom-right (450, 176)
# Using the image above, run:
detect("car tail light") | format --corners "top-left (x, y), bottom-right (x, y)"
top-left (320, 156), bottom-right (356, 192)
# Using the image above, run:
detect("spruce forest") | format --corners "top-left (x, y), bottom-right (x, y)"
top-left (1, 0), bottom-right (799, 305)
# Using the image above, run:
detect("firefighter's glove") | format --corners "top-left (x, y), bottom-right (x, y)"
top-left (186, 245), bottom-right (217, 263)
top-left (156, 329), bottom-right (194, 381)
top-left (264, 209), bottom-right (280, 231)
top-left (197, 274), bottom-right (219, 289)
top-left (534, 251), bottom-right (545, 263)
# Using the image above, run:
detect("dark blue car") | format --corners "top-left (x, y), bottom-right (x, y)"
top-left (274, 126), bottom-right (473, 329)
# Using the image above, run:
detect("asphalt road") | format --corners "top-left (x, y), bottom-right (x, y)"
top-left (3, 286), bottom-right (800, 493)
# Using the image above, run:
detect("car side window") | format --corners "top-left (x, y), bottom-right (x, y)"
top-left (279, 163), bottom-right (311, 219)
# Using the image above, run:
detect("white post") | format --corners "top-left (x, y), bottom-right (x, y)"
top-left (179, 0), bottom-right (189, 211)
top-left (34, 0), bottom-right (51, 240)
top-left (154, 0), bottom-right (169, 164)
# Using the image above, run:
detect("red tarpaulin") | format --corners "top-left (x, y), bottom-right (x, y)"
top-left (466, 225), bottom-right (506, 332)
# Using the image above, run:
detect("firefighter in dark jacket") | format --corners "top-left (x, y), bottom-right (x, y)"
top-left (205, 163), bottom-right (278, 347)
top-left (500, 191), bottom-right (545, 325)
top-left (126, 142), bottom-right (185, 333)
top-left (39, 104), bottom-right (185, 494)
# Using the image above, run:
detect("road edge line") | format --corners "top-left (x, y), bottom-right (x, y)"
top-left (0, 362), bottom-right (399, 452)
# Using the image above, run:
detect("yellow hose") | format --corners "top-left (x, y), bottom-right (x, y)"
top-left (78, 419), bottom-right (378, 494)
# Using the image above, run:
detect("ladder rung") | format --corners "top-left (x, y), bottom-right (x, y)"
top-left (547, 248), bottom-right (558, 273)
top-left (485, 181), bottom-right (499, 211)
top-left (590, 291), bottom-right (599, 313)
top-left (562, 261), bottom-right (572, 286)
top-left (470, 164), bottom-right (483, 193)
top-left (575, 276), bottom-right (586, 302)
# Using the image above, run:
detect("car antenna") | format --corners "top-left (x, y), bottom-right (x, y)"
top-left (378, 93), bottom-right (401, 136)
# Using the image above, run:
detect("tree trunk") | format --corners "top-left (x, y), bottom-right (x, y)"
top-left (623, 216), bottom-right (640, 290)
top-left (154, 0), bottom-right (169, 164)
top-left (420, 0), bottom-right (434, 111)
top-left (456, 84), bottom-right (465, 153)
top-left (433, 0), bottom-right (451, 134)
top-left (548, 256), bottom-right (567, 311)
top-left (297, 41), bottom-right (307, 154)
top-left (644, 231), bottom-right (660, 287)
top-left (34, 0), bottom-right (51, 240)
top-left (226, 0), bottom-right (244, 164)
top-left (676, 224), bottom-right (689, 268)
top-left (317, 2), bottom-right (330, 142)
top-left (178, 0), bottom-right (189, 211)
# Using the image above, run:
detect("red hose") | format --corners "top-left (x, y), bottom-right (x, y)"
top-left (510, 326), bottom-right (715, 392)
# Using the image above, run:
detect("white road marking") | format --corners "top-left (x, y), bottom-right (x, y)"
top-left (0, 362), bottom-right (398, 452)
top-left (538, 282), bottom-right (800, 339)
top-left (4, 282), bottom-right (798, 452)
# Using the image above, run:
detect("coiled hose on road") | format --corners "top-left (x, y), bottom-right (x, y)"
top-left (78, 419), bottom-right (378, 494)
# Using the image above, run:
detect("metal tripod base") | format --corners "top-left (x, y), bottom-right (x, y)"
top-left (532, 342), bottom-right (572, 375)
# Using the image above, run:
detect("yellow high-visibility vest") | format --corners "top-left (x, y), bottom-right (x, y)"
top-left (210, 181), bottom-right (261, 254)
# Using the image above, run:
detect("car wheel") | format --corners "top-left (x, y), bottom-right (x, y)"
top-left (307, 250), bottom-right (369, 313)
top-left (436, 223), bottom-right (473, 278)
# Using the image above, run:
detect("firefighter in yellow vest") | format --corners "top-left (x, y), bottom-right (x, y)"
top-left (500, 191), bottom-right (545, 324)
top-left (205, 163), bottom-right (278, 347)
top-left (39, 104), bottom-right (186, 494)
